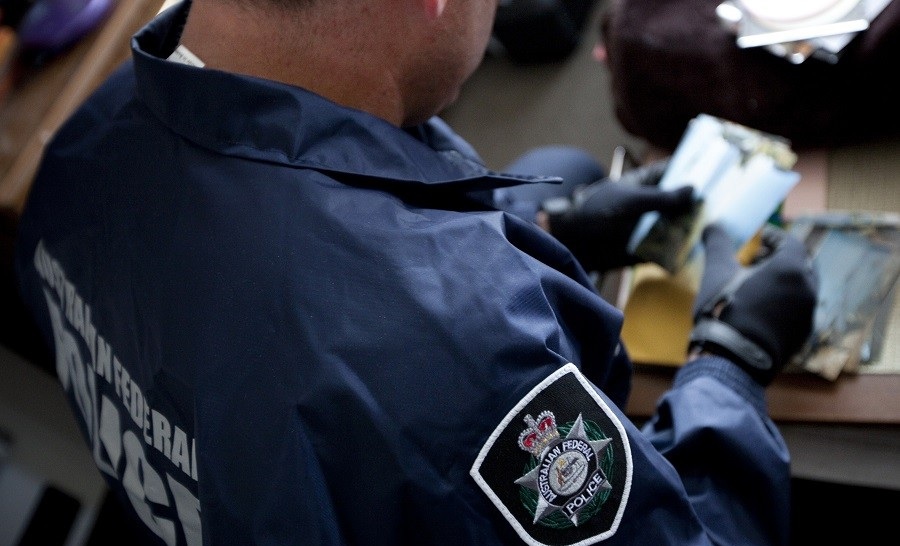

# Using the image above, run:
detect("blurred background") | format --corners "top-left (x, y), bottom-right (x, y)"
top-left (1, 1), bottom-right (898, 545)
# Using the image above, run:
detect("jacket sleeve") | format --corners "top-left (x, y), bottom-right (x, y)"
top-left (641, 355), bottom-right (791, 546)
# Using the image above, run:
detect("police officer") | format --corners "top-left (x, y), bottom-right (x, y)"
top-left (15, 0), bottom-right (817, 545)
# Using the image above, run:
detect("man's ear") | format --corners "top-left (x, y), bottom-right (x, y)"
top-left (424, 0), bottom-right (447, 19)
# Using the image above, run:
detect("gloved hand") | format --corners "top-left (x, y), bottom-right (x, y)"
top-left (543, 160), bottom-right (695, 273)
top-left (690, 223), bottom-right (819, 385)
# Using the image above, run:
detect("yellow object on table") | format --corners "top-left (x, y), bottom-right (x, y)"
top-left (620, 263), bottom-right (697, 366)
top-left (620, 232), bottom-right (763, 366)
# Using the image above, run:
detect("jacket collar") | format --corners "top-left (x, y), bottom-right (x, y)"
top-left (131, 2), bottom-right (560, 193)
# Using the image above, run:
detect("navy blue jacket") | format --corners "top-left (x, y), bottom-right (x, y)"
top-left (15, 3), bottom-right (790, 545)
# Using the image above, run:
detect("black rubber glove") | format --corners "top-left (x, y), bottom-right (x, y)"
top-left (543, 160), bottom-right (695, 273)
top-left (690, 223), bottom-right (819, 385)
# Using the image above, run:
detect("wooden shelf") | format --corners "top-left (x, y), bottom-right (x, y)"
top-left (0, 0), bottom-right (162, 218)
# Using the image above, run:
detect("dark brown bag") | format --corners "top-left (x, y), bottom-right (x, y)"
top-left (599, 0), bottom-right (900, 151)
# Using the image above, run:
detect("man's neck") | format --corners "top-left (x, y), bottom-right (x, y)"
top-left (178, 0), bottom-right (409, 126)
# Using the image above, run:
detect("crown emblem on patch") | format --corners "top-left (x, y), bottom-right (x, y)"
top-left (517, 410), bottom-right (561, 457)
top-left (470, 365), bottom-right (634, 544)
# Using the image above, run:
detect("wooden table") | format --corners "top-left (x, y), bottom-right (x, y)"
top-left (628, 364), bottom-right (900, 424)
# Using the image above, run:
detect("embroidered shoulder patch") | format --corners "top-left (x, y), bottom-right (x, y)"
top-left (470, 363), bottom-right (632, 546)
